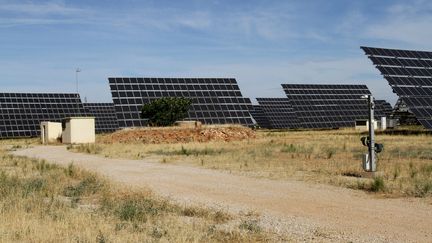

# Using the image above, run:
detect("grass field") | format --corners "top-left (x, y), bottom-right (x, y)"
top-left (0, 143), bottom-right (276, 242)
top-left (72, 128), bottom-right (432, 198)
top-left (2, 127), bottom-right (431, 241)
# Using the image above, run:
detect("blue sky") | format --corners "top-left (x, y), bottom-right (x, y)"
top-left (1, 0), bottom-right (432, 105)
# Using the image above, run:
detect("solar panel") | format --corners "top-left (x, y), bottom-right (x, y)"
top-left (249, 105), bottom-right (272, 129)
top-left (362, 46), bottom-right (432, 129)
top-left (83, 103), bottom-right (119, 133)
top-left (0, 93), bottom-right (90, 138)
top-left (375, 100), bottom-right (393, 118)
top-left (108, 77), bottom-right (254, 127)
top-left (255, 98), bottom-right (299, 129)
top-left (282, 84), bottom-right (384, 129)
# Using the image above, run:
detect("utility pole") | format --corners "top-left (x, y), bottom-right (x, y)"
top-left (75, 68), bottom-right (81, 110)
top-left (367, 94), bottom-right (376, 172)
top-left (360, 94), bottom-right (383, 173)
top-left (75, 68), bottom-right (81, 94)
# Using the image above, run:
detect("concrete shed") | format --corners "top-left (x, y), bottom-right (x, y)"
top-left (40, 121), bottom-right (62, 144)
top-left (355, 119), bottom-right (378, 131)
top-left (62, 117), bottom-right (95, 144)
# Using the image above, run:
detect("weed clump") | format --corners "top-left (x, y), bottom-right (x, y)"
top-left (69, 144), bottom-right (102, 154)
top-left (22, 178), bottom-right (46, 197)
top-left (63, 174), bottom-right (104, 198)
top-left (414, 181), bottom-right (432, 197)
top-left (109, 197), bottom-right (168, 222)
top-left (370, 177), bottom-right (385, 192)
top-left (326, 148), bottom-right (336, 159)
top-left (239, 219), bottom-right (261, 233)
top-left (280, 144), bottom-right (297, 153)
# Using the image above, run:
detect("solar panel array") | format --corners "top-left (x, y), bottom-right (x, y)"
top-left (362, 46), bottom-right (432, 129)
top-left (0, 93), bottom-right (90, 138)
top-left (375, 100), bottom-right (393, 118)
top-left (249, 105), bottom-right (272, 129)
top-left (109, 77), bottom-right (254, 128)
top-left (282, 84), bottom-right (384, 129)
top-left (255, 98), bottom-right (299, 129)
top-left (83, 103), bottom-right (119, 133)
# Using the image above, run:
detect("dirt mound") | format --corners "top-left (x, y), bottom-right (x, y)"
top-left (98, 125), bottom-right (256, 144)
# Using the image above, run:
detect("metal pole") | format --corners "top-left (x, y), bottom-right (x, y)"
top-left (75, 68), bottom-right (81, 111)
top-left (368, 95), bottom-right (376, 172)
top-left (75, 68), bottom-right (81, 94)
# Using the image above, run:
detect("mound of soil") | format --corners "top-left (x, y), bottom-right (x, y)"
top-left (98, 125), bottom-right (256, 144)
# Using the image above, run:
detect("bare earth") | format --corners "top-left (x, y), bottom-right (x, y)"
top-left (12, 146), bottom-right (432, 242)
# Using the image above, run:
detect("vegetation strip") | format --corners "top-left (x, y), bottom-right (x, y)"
top-left (0, 147), bottom-right (275, 242)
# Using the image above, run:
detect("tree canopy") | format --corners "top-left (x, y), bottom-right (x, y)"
top-left (141, 97), bottom-right (192, 126)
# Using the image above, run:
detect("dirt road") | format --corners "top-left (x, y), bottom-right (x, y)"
top-left (12, 146), bottom-right (432, 242)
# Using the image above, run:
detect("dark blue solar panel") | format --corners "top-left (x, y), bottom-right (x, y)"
top-left (249, 105), bottom-right (272, 129)
top-left (83, 103), bottom-right (119, 133)
top-left (282, 84), bottom-right (382, 129)
top-left (108, 77), bottom-right (254, 128)
top-left (255, 98), bottom-right (299, 129)
top-left (362, 46), bottom-right (432, 130)
top-left (0, 93), bottom-right (90, 138)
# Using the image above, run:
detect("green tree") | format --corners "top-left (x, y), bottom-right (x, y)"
top-left (141, 97), bottom-right (192, 126)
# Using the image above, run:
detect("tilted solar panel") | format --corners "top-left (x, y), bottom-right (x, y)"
top-left (375, 100), bottom-right (393, 118)
top-left (255, 98), bottom-right (299, 129)
top-left (362, 46), bottom-right (432, 129)
top-left (83, 103), bottom-right (119, 133)
top-left (0, 93), bottom-right (90, 138)
top-left (108, 77), bottom-right (254, 127)
top-left (249, 105), bottom-right (272, 129)
top-left (282, 84), bottom-right (384, 129)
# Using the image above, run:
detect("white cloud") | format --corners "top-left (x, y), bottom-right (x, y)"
top-left (0, 1), bottom-right (324, 44)
top-left (363, 1), bottom-right (432, 48)
top-left (386, 0), bottom-right (432, 15)
top-left (0, 1), bottom-right (93, 27)
top-left (175, 11), bottom-right (211, 29)
top-left (335, 10), bottom-right (366, 35)
top-left (366, 16), bottom-right (432, 47)
top-left (0, 2), bottom-right (88, 16)
top-left (0, 17), bottom-right (88, 27)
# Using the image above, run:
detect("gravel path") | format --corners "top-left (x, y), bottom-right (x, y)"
top-left (12, 146), bottom-right (432, 242)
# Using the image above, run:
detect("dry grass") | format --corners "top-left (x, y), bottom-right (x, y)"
top-left (72, 128), bottom-right (432, 197)
top-left (0, 144), bottom-right (276, 242)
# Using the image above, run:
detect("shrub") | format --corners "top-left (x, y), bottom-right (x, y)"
top-left (370, 177), bottom-right (385, 192)
top-left (115, 198), bottom-right (166, 222)
top-left (63, 174), bottom-right (103, 198)
top-left (141, 97), bottom-right (192, 126)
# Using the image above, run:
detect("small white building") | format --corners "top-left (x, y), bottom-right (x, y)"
top-left (62, 117), bottom-right (95, 144)
top-left (355, 119), bottom-right (378, 131)
top-left (40, 121), bottom-right (62, 144)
